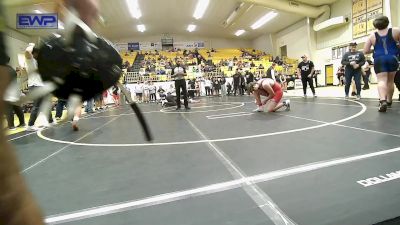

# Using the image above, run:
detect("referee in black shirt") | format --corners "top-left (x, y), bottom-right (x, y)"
top-left (172, 62), bottom-right (190, 110)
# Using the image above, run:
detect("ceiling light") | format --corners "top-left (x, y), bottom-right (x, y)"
top-left (126, 0), bottom-right (142, 19)
top-left (193, 0), bottom-right (209, 20)
top-left (137, 24), bottom-right (146, 32)
top-left (34, 9), bottom-right (42, 14)
top-left (251, 11), bottom-right (278, 29)
top-left (235, 29), bottom-right (245, 36)
top-left (187, 24), bottom-right (196, 32)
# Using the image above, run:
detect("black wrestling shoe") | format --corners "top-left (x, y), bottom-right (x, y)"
top-left (378, 100), bottom-right (387, 112)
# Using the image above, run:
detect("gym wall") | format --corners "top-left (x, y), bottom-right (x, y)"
top-left (4, 28), bottom-right (31, 68)
top-left (252, 34), bottom-right (275, 55)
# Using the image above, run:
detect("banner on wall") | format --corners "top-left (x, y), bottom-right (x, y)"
top-left (366, 7), bottom-right (383, 33)
top-left (139, 42), bottom-right (162, 50)
top-left (116, 41), bottom-right (204, 51)
top-left (173, 41), bottom-right (205, 49)
top-left (352, 0), bottom-right (383, 39)
top-left (128, 42), bottom-right (140, 51)
top-left (353, 14), bottom-right (367, 39)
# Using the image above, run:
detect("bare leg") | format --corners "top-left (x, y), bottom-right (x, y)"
top-left (387, 72), bottom-right (396, 103)
top-left (376, 72), bottom-right (388, 101)
top-left (266, 100), bottom-right (285, 112)
top-left (72, 104), bottom-right (82, 131)
top-left (253, 92), bottom-right (262, 106)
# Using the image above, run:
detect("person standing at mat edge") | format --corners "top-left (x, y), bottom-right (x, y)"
top-left (364, 16), bottom-right (400, 112)
top-left (172, 61), bottom-right (190, 110)
top-left (341, 42), bottom-right (365, 101)
top-left (297, 55), bottom-right (316, 98)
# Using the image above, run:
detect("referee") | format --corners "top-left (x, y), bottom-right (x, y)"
top-left (172, 61), bottom-right (190, 110)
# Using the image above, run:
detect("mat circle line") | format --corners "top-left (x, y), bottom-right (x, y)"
top-left (37, 99), bottom-right (366, 147)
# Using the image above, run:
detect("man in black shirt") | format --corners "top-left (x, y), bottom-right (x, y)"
top-left (266, 63), bottom-right (276, 80)
top-left (172, 62), bottom-right (190, 110)
top-left (297, 55), bottom-right (316, 97)
top-left (341, 42), bottom-right (365, 100)
top-left (245, 71), bottom-right (254, 84)
top-left (244, 71), bottom-right (254, 95)
top-left (233, 69), bottom-right (241, 96)
top-left (240, 73), bottom-right (246, 95)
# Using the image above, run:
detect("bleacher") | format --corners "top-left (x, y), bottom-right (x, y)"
top-left (198, 48), bottom-right (242, 62)
top-left (122, 48), bottom-right (299, 83)
top-left (120, 51), bottom-right (138, 65)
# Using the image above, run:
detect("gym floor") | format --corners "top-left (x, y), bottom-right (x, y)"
top-left (9, 95), bottom-right (400, 225)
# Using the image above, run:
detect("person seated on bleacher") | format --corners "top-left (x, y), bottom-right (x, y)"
top-left (250, 61), bottom-right (256, 67)
top-left (258, 64), bottom-right (264, 70)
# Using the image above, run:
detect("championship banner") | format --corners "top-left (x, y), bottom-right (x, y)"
top-left (352, 0), bottom-right (366, 18)
top-left (114, 43), bottom-right (128, 51)
top-left (128, 42), bottom-right (140, 51)
top-left (352, 0), bottom-right (383, 39)
top-left (366, 0), bottom-right (383, 33)
top-left (353, 14), bottom-right (367, 39)
top-left (367, 0), bottom-right (383, 11)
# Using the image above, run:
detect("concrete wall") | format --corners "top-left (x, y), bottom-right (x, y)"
top-left (275, 19), bottom-right (310, 60)
top-left (252, 33), bottom-right (275, 54)
top-left (390, 0), bottom-right (399, 27)
top-left (4, 28), bottom-right (32, 68)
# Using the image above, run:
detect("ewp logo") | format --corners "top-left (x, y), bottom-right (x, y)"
top-left (17, 14), bottom-right (58, 29)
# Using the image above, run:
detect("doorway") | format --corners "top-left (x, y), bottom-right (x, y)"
top-left (325, 64), bottom-right (334, 85)
top-left (280, 45), bottom-right (287, 58)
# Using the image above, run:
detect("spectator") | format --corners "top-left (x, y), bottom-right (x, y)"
top-left (135, 82), bottom-right (144, 103)
top-left (297, 55), bottom-right (317, 98)
top-left (342, 42), bottom-right (365, 100)
top-left (171, 62), bottom-right (190, 110)
top-left (25, 45), bottom-right (55, 131)
top-left (3, 57), bottom-right (25, 130)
